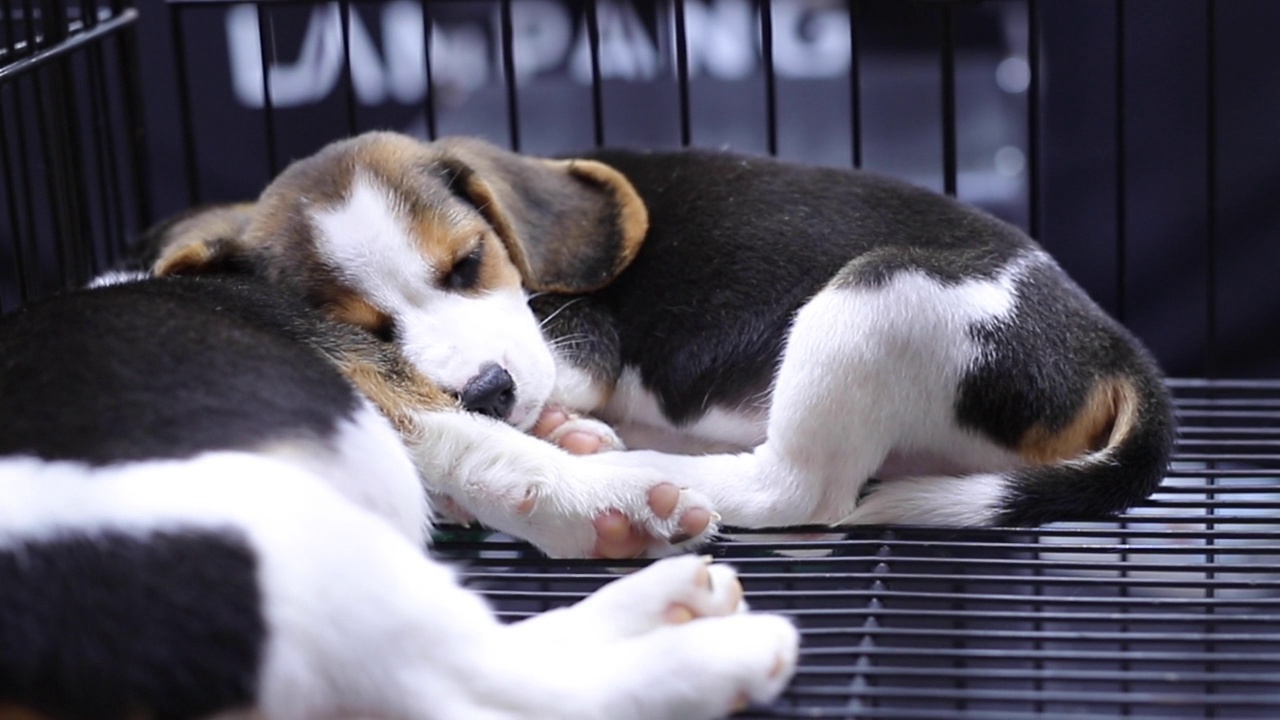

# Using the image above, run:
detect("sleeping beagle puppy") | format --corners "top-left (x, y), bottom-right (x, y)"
top-left (150, 131), bottom-right (1175, 553)
top-left (0, 272), bottom-right (798, 718)
top-left (145, 134), bottom-right (719, 559)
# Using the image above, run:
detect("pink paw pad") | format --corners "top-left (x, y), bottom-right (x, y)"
top-left (532, 406), bottom-right (625, 455)
top-left (590, 483), bottom-right (717, 559)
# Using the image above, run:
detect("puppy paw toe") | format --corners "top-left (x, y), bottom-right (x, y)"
top-left (533, 406), bottom-right (626, 454)
top-left (645, 487), bottom-right (718, 555)
top-left (592, 509), bottom-right (650, 559)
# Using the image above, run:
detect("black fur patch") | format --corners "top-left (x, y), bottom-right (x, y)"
top-left (995, 370), bottom-right (1175, 525)
top-left (529, 294), bottom-right (622, 387)
top-left (0, 529), bottom-right (264, 719)
top-left (956, 261), bottom-right (1139, 448)
top-left (0, 275), bottom-right (362, 464)
top-left (574, 148), bottom-right (1037, 426)
top-left (955, 262), bottom-right (1175, 523)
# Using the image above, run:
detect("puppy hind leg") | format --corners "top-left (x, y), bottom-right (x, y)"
top-left (755, 272), bottom-right (1017, 529)
top-left (593, 287), bottom-right (906, 527)
top-left (745, 287), bottom-right (909, 524)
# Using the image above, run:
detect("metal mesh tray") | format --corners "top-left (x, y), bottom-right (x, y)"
top-left (435, 379), bottom-right (1280, 718)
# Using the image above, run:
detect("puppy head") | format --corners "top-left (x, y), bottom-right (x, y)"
top-left (152, 132), bottom-right (647, 430)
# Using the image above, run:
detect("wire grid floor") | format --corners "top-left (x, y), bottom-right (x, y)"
top-left (433, 379), bottom-right (1280, 719)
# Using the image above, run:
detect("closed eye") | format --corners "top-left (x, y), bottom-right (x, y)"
top-left (443, 243), bottom-right (483, 292)
top-left (371, 315), bottom-right (397, 343)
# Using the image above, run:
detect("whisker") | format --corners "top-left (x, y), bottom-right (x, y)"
top-left (547, 334), bottom-right (594, 352)
top-left (538, 296), bottom-right (586, 329)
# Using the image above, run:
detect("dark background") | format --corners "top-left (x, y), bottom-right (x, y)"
top-left (5, 0), bottom-right (1279, 377)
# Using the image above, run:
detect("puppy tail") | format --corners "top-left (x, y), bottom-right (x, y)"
top-left (847, 372), bottom-right (1176, 527)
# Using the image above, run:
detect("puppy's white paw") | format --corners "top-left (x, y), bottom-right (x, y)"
top-left (515, 555), bottom-right (745, 642)
top-left (517, 462), bottom-right (719, 558)
top-left (533, 405), bottom-right (626, 454)
top-left (491, 558), bottom-right (798, 712)
top-left (416, 411), bottom-right (716, 558)
top-left (498, 557), bottom-right (798, 719)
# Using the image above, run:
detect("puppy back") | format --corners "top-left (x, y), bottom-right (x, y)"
top-left (0, 276), bottom-right (361, 465)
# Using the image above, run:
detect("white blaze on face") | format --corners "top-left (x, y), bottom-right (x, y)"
top-left (309, 172), bottom-right (556, 430)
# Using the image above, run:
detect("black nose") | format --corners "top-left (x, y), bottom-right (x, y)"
top-left (460, 364), bottom-right (516, 420)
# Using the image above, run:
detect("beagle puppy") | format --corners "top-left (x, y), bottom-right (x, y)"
top-left (146, 133), bottom-right (719, 559)
top-left (149, 131), bottom-right (1175, 554)
top-left (0, 273), bottom-right (798, 718)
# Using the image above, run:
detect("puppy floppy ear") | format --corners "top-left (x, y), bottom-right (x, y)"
top-left (148, 203), bottom-right (257, 277)
top-left (432, 137), bottom-right (648, 293)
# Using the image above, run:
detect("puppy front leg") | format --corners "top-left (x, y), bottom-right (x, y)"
top-left (532, 404), bottom-right (627, 454)
top-left (482, 555), bottom-right (799, 719)
top-left (374, 555), bottom-right (798, 720)
top-left (405, 410), bottom-right (718, 558)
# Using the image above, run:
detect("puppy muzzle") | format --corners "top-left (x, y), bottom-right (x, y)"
top-left (460, 363), bottom-right (517, 421)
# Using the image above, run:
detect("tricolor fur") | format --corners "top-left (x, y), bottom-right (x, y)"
top-left (148, 132), bottom-right (1175, 546)
top-left (0, 275), bottom-right (798, 718)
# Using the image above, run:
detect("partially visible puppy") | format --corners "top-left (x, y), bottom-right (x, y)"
top-left (0, 273), bottom-right (798, 719)
top-left (537, 146), bottom-right (1176, 529)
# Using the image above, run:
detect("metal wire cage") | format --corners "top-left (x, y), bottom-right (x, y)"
top-left (0, 0), bottom-right (147, 310)
top-left (3, 0), bottom-right (1279, 717)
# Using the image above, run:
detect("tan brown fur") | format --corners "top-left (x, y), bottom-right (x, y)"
top-left (146, 203), bottom-right (255, 273)
top-left (555, 157), bottom-right (650, 272)
top-left (408, 211), bottom-right (523, 296)
top-left (154, 133), bottom-right (648, 297)
top-left (1018, 376), bottom-right (1137, 465)
top-left (319, 288), bottom-right (395, 338)
top-left (432, 136), bottom-right (650, 293)
top-left (146, 132), bottom-right (648, 441)
top-left (339, 356), bottom-right (458, 437)
top-left (301, 312), bottom-right (459, 435)
top-left (153, 239), bottom-right (229, 277)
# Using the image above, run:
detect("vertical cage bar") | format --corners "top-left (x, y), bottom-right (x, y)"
top-left (85, 36), bottom-right (119, 268)
top-left (33, 0), bottom-right (67, 290)
top-left (12, 79), bottom-right (40, 300)
top-left (116, 0), bottom-right (150, 234)
top-left (62, 45), bottom-right (92, 286)
top-left (2, 0), bottom-right (14, 55)
top-left (940, 3), bottom-right (957, 197)
top-left (673, 0), bottom-right (690, 147)
top-left (499, 0), bottom-right (520, 151)
top-left (170, 4), bottom-right (200, 204)
top-left (1202, 4), bottom-right (1221, 708)
top-left (255, 4), bottom-right (279, 177)
top-left (759, 0), bottom-right (777, 156)
top-left (1115, 4), bottom-right (1133, 693)
top-left (1204, 0), bottom-right (1218, 377)
top-left (76, 0), bottom-right (94, 30)
top-left (38, 81), bottom-right (74, 290)
top-left (420, 0), bottom-right (437, 140)
top-left (1113, 0), bottom-right (1127, 320)
top-left (0, 95), bottom-right (31, 306)
top-left (1026, 0), bottom-right (1041, 239)
top-left (337, 0), bottom-right (358, 135)
top-left (848, 0), bottom-right (861, 168)
top-left (20, 0), bottom-right (35, 56)
top-left (39, 0), bottom-right (92, 288)
top-left (585, 0), bottom-right (604, 147)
